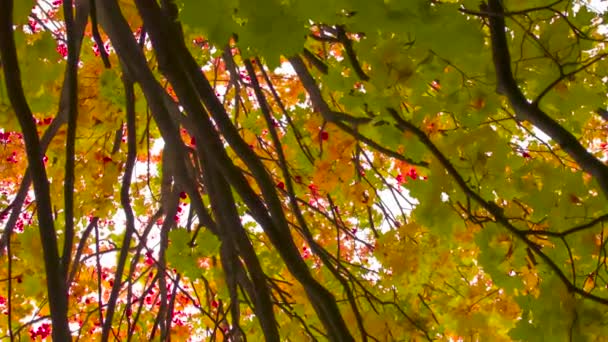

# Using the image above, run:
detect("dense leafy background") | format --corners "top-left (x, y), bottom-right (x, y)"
top-left (1, 0), bottom-right (608, 340)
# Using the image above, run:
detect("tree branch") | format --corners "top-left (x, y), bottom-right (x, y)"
top-left (131, 2), bottom-right (355, 339)
top-left (0, 0), bottom-right (70, 339)
top-left (487, 0), bottom-right (608, 198)
top-left (388, 108), bottom-right (608, 306)
top-left (101, 71), bottom-right (137, 341)
top-left (61, 0), bottom-right (80, 278)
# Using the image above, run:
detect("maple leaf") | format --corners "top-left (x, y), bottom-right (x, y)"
top-left (1, 0), bottom-right (608, 340)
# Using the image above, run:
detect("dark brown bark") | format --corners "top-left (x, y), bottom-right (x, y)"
top-left (0, 1), bottom-right (70, 340)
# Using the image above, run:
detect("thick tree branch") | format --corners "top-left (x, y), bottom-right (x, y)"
top-left (0, 0), bottom-right (90, 257)
top-left (388, 108), bottom-right (608, 306)
top-left (61, 0), bottom-right (80, 278)
top-left (94, 0), bottom-right (218, 243)
top-left (131, 2), bottom-right (355, 339)
top-left (89, 0), bottom-right (111, 68)
top-left (156, 190), bottom-right (180, 341)
top-left (245, 58), bottom-right (371, 341)
top-left (94, 2), bottom-right (286, 339)
top-left (335, 26), bottom-right (369, 81)
top-left (487, 0), bottom-right (608, 198)
top-left (302, 48), bottom-right (328, 75)
top-left (198, 154), bottom-right (276, 340)
top-left (0, 0), bottom-right (70, 339)
top-left (101, 72), bottom-right (137, 341)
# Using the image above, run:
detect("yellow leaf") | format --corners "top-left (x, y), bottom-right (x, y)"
top-left (583, 273), bottom-right (596, 292)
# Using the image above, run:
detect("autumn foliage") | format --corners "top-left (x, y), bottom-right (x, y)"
top-left (2, 0), bottom-right (608, 340)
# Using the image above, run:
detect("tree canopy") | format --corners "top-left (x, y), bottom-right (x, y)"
top-left (2, 0), bottom-right (608, 340)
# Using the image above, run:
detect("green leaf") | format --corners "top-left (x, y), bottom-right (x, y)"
top-left (22, 272), bottom-right (44, 297)
top-left (99, 69), bottom-right (125, 107)
top-left (413, 4), bottom-right (484, 69)
top-left (236, 0), bottom-right (307, 67)
top-left (13, 0), bottom-right (35, 25)
top-left (570, 5), bottom-right (597, 31)
top-left (166, 229), bottom-right (201, 279)
top-left (178, 0), bottom-right (237, 47)
top-left (195, 228), bottom-right (220, 256)
top-left (376, 124), bottom-right (403, 149)
top-left (510, 276), bottom-right (577, 341)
